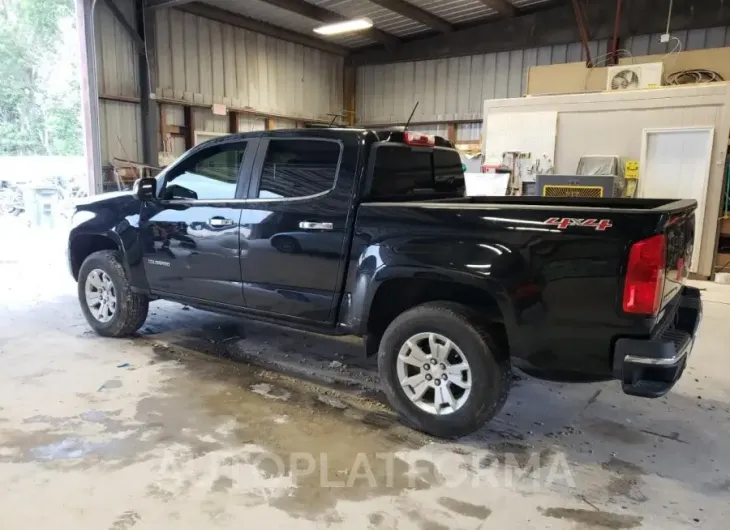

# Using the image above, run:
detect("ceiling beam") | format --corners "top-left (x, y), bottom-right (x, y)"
top-left (367, 0), bottom-right (453, 33)
top-left (351, 0), bottom-right (730, 65)
top-left (477, 0), bottom-right (517, 18)
top-left (103, 0), bottom-right (145, 51)
top-left (178, 2), bottom-right (349, 55)
top-left (257, 0), bottom-right (401, 50)
top-left (147, 0), bottom-right (194, 8)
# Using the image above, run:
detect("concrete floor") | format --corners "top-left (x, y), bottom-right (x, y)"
top-left (1, 220), bottom-right (729, 529)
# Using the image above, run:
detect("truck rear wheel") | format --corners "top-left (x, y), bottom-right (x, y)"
top-left (378, 302), bottom-right (510, 439)
top-left (78, 250), bottom-right (149, 337)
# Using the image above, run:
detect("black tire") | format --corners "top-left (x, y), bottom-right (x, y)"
top-left (78, 250), bottom-right (149, 337)
top-left (378, 302), bottom-right (511, 439)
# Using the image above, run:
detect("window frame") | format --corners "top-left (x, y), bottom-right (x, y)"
top-left (157, 138), bottom-right (258, 204)
top-left (244, 137), bottom-right (344, 202)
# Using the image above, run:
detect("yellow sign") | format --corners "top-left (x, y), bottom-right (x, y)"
top-left (625, 160), bottom-right (639, 179)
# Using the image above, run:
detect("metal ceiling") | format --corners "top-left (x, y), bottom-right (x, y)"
top-left (309, 0), bottom-right (431, 37)
top-left (202, 0), bottom-right (376, 47)
top-left (187, 0), bottom-right (559, 49)
top-left (405, 0), bottom-right (499, 25)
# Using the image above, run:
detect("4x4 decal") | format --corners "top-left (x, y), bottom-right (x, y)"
top-left (545, 217), bottom-right (613, 231)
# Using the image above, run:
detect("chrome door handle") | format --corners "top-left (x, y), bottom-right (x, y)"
top-left (209, 217), bottom-right (235, 227)
top-left (299, 221), bottom-right (333, 230)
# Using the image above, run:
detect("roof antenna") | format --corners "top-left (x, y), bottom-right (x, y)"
top-left (403, 101), bottom-right (419, 131)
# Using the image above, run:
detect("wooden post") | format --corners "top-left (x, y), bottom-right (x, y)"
top-left (183, 106), bottom-right (194, 148)
top-left (447, 123), bottom-right (457, 144)
top-left (343, 62), bottom-right (356, 126)
top-left (229, 111), bottom-right (239, 133)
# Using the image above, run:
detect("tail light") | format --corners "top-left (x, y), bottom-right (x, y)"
top-left (623, 234), bottom-right (666, 315)
top-left (404, 131), bottom-right (435, 147)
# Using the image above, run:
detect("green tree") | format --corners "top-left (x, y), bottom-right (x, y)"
top-left (0, 0), bottom-right (81, 155)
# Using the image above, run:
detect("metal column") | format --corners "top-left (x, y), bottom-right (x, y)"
top-left (76, 0), bottom-right (103, 195)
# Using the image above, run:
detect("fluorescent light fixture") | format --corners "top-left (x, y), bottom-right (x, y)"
top-left (314, 18), bottom-right (373, 36)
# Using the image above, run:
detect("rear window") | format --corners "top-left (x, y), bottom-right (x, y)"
top-left (368, 144), bottom-right (464, 198)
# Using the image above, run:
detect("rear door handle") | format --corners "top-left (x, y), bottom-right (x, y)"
top-left (299, 221), bottom-right (333, 230)
top-left (209, 217), bottom-right (235, 227)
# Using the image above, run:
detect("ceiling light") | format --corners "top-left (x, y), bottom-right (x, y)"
top-left (314, 18), bottom-right (373, 36)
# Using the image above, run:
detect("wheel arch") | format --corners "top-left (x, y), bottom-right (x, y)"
top-left (69, 233), bottom-right (122, 280)
top-left (361, 272), bottom-right (517, 357)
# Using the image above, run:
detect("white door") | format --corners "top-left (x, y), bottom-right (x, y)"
top-left (640, 127), bottom-right (714, 272)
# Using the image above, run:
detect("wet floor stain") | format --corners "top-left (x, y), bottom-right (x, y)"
top-left (601, 457), bottom-right (648, 503)
top-left (31, 438), bottom-right (108, 460)
top-left (437, 497), bottom-right (491, 520)
top-left (249, 382), bottom-right (292, 401)
top-left (109, 511), bottom-right (141, 530)
top-left (480, 441), bottom-right (556, 470)
top-left (131, 343), bottom-right (437, 521)
top-left (405, 508), bottom-right (450, 530)
top-left (542, 507), bottom-right (643, 529)
top-left (100, 379), bottom-right (123, 390)
top-left (585, 419), bottom-right (647, 445)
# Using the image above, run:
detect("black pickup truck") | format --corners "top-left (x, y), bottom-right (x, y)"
top-left (67, 128), bottom-right (702, 438)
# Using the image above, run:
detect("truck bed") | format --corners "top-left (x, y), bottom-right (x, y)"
top-left (431, 196), bottom-right (696, 213)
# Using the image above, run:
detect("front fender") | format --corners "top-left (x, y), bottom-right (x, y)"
top-left (69, 194), bottom-right (148, 291)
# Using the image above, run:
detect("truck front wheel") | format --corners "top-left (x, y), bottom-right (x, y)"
top-left (378, 302), bottom-right (510, 438)
top-left (78, 250), bottom-right (149, 337)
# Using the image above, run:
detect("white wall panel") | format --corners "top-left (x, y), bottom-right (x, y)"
top-left (357, 27), bottom-right (730, 125)
top-left (481, 84), bottom-right (730, 277)
top-left (154, 9), bottom-right (344, 121)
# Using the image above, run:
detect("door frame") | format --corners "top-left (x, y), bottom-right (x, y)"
top-left (639, 125), bottom-right (715, 272)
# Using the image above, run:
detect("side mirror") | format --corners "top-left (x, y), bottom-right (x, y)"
top-left (133, 177), bottom-right (157, 201)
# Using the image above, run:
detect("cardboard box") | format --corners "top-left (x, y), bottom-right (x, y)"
top-left (720, 217), bottom-right (730, 235)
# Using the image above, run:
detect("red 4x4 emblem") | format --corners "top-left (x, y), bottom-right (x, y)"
top-left (545, 217), bottom-right (613, 231)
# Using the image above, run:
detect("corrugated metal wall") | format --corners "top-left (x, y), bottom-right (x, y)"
top-left (356, 26), bottom-right (730, 125)
top-left (154, 9), bottom-right (344, 123)
top-left (99, 101), bottom-right (143, 165)
top-left (92, 1), bottom-right (344, 166)
top-left (95, 0), bottom-right (141, 165)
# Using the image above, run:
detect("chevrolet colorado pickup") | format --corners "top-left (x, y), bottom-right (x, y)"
top-left (68, 128), bottom-right (702, 438)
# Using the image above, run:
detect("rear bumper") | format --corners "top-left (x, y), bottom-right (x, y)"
top-left (613, 286), bottom-right (702, 398)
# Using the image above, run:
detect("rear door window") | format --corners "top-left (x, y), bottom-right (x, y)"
top-left (255, 139), bottom-right (342, 199)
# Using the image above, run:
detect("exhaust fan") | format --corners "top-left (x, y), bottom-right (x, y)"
top-left (606, 63), bottom-right (664, 91)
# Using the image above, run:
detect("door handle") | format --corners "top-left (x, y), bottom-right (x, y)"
top-left (299, 221), bottom-right (333, 230)
top-left (209, 217), bottom-right (235, 227)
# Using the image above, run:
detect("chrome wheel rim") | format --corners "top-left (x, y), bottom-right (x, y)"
top-left (85, 269), bottom-right (117, 323)
top-left (396, 332), bottom-right (472, 416)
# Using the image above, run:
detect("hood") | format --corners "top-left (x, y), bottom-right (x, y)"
top-left (75, 190), bottom-right (134, 207)
top-left (73, 190), bottom-right (141, 220)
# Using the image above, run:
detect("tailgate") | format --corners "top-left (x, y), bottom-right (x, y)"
top-left (660, 204), bottom-right (696, 311)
